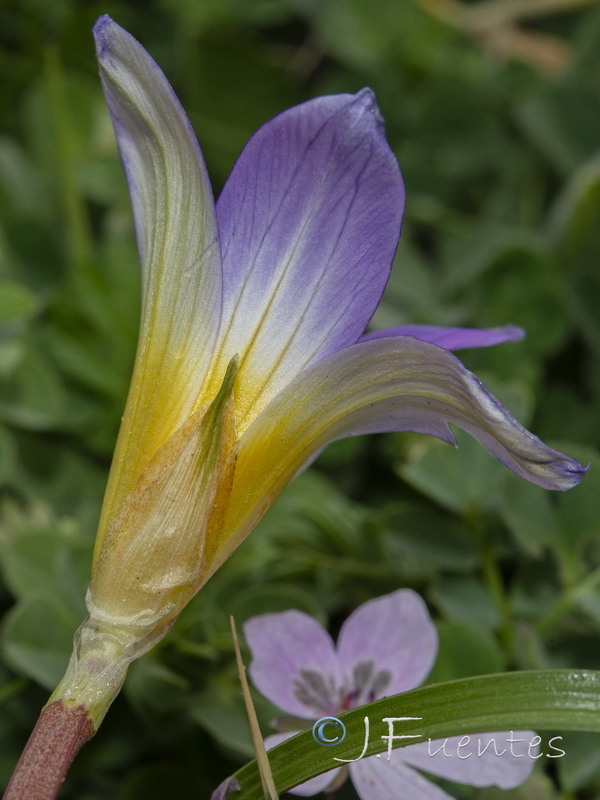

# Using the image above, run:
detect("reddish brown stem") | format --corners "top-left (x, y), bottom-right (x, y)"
top-left (3, 700), bottom-right (95, 800)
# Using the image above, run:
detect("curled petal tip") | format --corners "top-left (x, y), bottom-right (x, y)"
top-left (497, 324), bottom-right (526, 343)
top-left (93, 13), bottom-right (112, 32)
top-left (92, 15), bottom-right (115, 56)
top-left (93, 16), bottom-right (139, 65)
top-left (353, 87), bottom-right (384, 125)
top-left (550, 457), bottom-right (590, 491)
top-left (462, 369), bottom-right (588, 491)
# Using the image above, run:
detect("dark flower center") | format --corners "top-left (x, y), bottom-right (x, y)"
top-left (292, 661), bottom-right (392, 715)
top-left (293, 669), bottom-right (338, 714)
top-left (340, 660), bottom-right (392, 710)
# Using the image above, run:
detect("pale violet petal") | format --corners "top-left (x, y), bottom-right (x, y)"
top-left (210, 777), bottom-right (240, 800)
top-left (209, 89), bottom-right (404, 427)
top-left (236, 337), bottom-right (586, 492)
top-left (266, 733), bottom-right (343, 796)
top-left (244, 610), bottom-right (341, 718)
top-left (336, 590), bottom-right (438, 698)
top-left (400, 731), bottom-right (536, 788)
top-left (286, 771), bottom-right (343, 797)
top-left (93, 17), bottom-right (222, 532)
top-left (204, 336), bottom-right (586, 578)
top-left (360, 324), bottom-right (525, 350)
top-left (350, 756), bottom-right (455, 800)
top-left (264, 732), bottom-right (296, 749)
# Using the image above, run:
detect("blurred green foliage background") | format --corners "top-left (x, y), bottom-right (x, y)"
top-left (1, 0), bottom-right (600, 797)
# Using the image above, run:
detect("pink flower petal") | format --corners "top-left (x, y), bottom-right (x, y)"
top-left (350, 755), bottom-right (455, 800)
top-left (265, 733), bottom-right (343, 796)
top-left (244, 610), bottom-right (341, 718)
top-left (400, 731), bottom-right (537, 789)
top-left (337, 590), bottom-right (438, 698)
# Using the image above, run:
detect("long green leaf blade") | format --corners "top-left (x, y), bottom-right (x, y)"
top-left (228, 670), bottom-right (600, 797)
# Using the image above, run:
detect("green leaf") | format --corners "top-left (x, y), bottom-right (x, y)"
top-left (555, 444), bottom-right (600, 557)
top-left (474, 245), bottom-right (568, 357)
top-left (0, 345), bottom-right (66, 429)
top-left (225, 584), bottom-right (325, 629)
top-left (190, 685), bottom-right (255, 759)
top-left (0, 138), bottom-right (46, 217)
top-left (499, 475), bottom-right (562, 557)
top-left (382, 504), bottom-right (477, 574)
top-left (0, 506), bottom-right (90, 612)
top-left (2, 595), bottom-right (80, 689)
top-left (428, 621), bottom-right (505, 681)
top-left (368, 237), bottom-right (439, 328)
top-left (431, 577), bottom-right (501, 630)
top-left (556, 731), bottom-right (600, 791)
top-left (124, 658), bottom-right (191, 737)
top-left (0, 340), bottom-right (24, 379)
top-left (1, 528), bottom-right (84, 606)
top-left (549, 159), bottom-right (600, 353)
top-left (516, 81), bottom-right (600, 176)
top-left (226, 671), bottom-right (600, 798)
top-left (397, 430), bottom-right (505, 515)
top-left (550, 158), bottom-right (600, 271)
top-left (0, 425), bottom-right (16, 484)
top-left (0, 280), bottom-right (38, 329)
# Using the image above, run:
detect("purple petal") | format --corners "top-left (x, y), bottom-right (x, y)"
top-left (213, 89), bottom-right (404, 427)
top-left (208, 337), bottom-right (586, 579)
top-left (92, 17), bottom-right (222, 523)
top-left (244, 610), bottom-right (341, 718)
top-left (336, 590), bottom-right (438, 698)
top-left (350, 757), bottom-right (455, 800)
top-left (266, 733), bottom-right (343, 796)
top-left (400, 731), bottom-right (536, 788)
top-left (360, 324), bottom-right (525, 351)
top-left (244, 337), bottom-right (587, 490)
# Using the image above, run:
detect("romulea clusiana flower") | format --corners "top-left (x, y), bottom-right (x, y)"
top-left (4, 15), bottom-right (586, 799)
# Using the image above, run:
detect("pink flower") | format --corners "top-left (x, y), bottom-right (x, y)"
top-left (244, 591), bottom-right (536, 799)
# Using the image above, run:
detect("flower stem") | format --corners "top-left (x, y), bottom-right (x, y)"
top-left (3, 700), bottom-right (95, 800)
